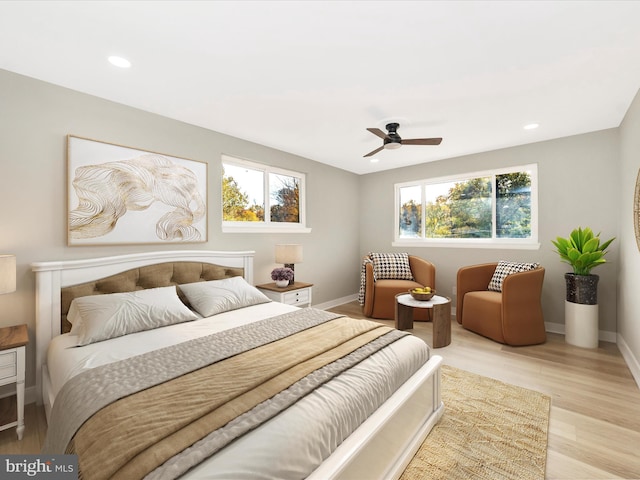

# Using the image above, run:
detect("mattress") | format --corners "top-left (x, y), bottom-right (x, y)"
top-left (46, 303), bottom-right (432, 479)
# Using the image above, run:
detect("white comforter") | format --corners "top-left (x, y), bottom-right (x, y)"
top-left (46, 303), bottom-right (431, 479)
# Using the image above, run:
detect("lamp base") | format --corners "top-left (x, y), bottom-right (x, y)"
top-left (284, 263), bottom-right (295, 285)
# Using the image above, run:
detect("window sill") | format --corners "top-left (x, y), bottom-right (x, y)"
top-left (222, 224), bottom-right (312, 234)
top-left (392, 239), bottom-right (541, 250)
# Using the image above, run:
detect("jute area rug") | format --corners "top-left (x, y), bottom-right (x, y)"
top-left (400, 365), bottom-right (550, 480)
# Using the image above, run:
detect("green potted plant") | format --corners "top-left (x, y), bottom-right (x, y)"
top-left (551, 227), bottom-right (615, 348)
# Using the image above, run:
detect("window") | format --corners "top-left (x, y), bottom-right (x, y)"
top-left (222, 155), bottom-right (309, 233)
top-left (394, 164), bottom-right (538, 249)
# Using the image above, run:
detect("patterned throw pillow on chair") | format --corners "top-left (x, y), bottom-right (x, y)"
top-left (369, 252), bottom-right (414, 281)
top-left (488, 261), bottom-right (539, 292)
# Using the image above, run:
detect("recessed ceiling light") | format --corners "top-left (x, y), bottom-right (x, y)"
top-left (108, 56), bottom-right (131, 68)
top-left (370, 158), bottom-right (379, 163)
top-left (523, 123), bottom-right (539, 130)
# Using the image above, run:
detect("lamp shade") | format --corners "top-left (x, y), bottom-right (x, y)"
top-left (0, 255), bottom-right (16, 295)
top-left (275, 244), bottom-right (303, 264)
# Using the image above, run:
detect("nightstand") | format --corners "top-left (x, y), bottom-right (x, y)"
top-left (0, 324), bottom-right (28, 440)
top-left (256, 282), bottom-right (313, 307)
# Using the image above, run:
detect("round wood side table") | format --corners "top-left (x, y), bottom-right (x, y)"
top-left (395, 293), bottom-right (452, 348)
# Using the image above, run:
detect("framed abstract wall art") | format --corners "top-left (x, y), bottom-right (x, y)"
top-left (67, 135), bottom-right (208, 246)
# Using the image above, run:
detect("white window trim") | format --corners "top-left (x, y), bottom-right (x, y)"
top-left (221, 155), bottom-right (311, 234)
top-left (393, 164), bottom-right (539, 249)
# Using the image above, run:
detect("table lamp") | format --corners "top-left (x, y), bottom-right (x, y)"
top-left (275, 244), bottom-right (303, 285)
top-left (0, 255), bottom-right (16, 295)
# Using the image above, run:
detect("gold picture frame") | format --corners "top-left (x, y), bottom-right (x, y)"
top-left (67, 135), bottom-right (208, 246)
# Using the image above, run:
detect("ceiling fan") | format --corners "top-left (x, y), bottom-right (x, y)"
top-left (364, 123), bottom-right (442, 157)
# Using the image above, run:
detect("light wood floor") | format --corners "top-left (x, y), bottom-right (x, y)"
top-left (2, 301), bottom-right (640, 479)
top-left (327, 302), bottom-right (640, 480)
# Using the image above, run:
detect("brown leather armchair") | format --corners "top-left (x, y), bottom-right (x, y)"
top-left (456, 263), bottom-right (546, 346)
top-left (362, 255), bottom-right (436, 320)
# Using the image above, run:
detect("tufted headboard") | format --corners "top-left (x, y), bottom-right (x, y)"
top-left (60, 261), bottom-right (244, 334)
top-left (32, 250), bottom-right (255, 404)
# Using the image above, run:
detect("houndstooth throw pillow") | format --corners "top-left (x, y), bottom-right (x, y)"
top-left (488, 261), bottom-right (539, 292)
top-left (369, 252), bottom-right (414, 281)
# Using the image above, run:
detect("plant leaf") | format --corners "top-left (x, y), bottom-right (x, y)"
top-left (582, 237), bottom-right (599, 253)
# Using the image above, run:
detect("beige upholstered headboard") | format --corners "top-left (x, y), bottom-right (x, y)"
top-left (60, 261), bottom-right (244, 333)
top-left (32, 250), bottom-right (255, 405)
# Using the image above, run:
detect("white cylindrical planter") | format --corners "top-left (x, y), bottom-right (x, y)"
top-left (565, 301), bottom-right (599, 348)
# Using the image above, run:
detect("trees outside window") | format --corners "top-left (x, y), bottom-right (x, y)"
top-left (269, 173), bottom-right (300, 223)
top-left (222, 165), bottom-right (264, 222)
top-left (222, 156), bottom-right (306, 232)
top-left (496, 171), bottom-right (532, 238)
top-left (395, 165), bottom-right (537, 247)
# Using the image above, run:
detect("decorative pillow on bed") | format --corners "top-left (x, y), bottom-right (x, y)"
top-left (66, 301), bottom-right (84, 335)
top-left (179, 276), bottom-right (271, 317)
top-left (71, 286), bottom-right (199, 346)
top-left (487, 261), bottom-right (540, 292)
top-left (369, 252), bottom-right (414, 281)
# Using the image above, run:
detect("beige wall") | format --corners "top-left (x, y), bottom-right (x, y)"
top-left (618, 89), bottom-right (640, 382)
top-left (358, 129), bottom-right (621, 338)
top-left (0, 69), bottom-right (361, 393)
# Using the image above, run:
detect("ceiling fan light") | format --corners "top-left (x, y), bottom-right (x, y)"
top-left (384, 142), bottom-right (402, 150)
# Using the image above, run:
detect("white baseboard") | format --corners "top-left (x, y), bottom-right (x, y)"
top-left (314, 294), bottom-right (358, 311)
top-left (0, 385), bottom-right (37, 405)
top-left (545, 321), bottom-right (617, 343)
top-left (544, 321), bottom-right (565, 335)
top-left (25, 385), bottom-right (36, 405)
top-left (616, 334), bottom-right (640, 390)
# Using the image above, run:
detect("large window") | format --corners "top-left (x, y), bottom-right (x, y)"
top-left (394, 164), bottom-right (538, 248)
top-left (222, 155), bottom-right (309, 233)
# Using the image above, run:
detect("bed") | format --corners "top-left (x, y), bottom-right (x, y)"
top-left (32, 250), bottom-right (443, 480)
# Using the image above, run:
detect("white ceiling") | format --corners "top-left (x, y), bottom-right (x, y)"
top-left (2, 1), bottom-right (640, 175)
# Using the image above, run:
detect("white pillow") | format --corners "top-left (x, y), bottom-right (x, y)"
top-left (67, 301), bottom-right (82, 335)
top-left (179, 276), bottom-right (271, 318)
top-left (71, 286), bottom-right (199, 346)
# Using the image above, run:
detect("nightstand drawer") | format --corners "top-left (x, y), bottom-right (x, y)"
top-left (283, 289), bottom-right (310, 305)
top-left (0, 351), bottom-right (16, 368)
top-left (255, 282), bottom-right (313, 307)
top-left (0, 364), bottom-right (16, 381)
top-left (0, 351), bottom-right (17, 381)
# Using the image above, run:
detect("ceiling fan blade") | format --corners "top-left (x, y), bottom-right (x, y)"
top-left (401, 138), bottom-right (443, 146)
top-left (363, 145), bottom-right (385, 157)
top-left (367, 128), bottom-right (389, 140)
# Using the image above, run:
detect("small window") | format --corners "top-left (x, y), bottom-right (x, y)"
top-left (394, 164), bottom-right (538, 249)
top-left (222, 155), bottom-right (309, 233)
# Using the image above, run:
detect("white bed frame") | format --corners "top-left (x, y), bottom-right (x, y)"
top-left (32, 250), bottom-right (443, 480)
